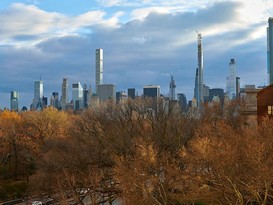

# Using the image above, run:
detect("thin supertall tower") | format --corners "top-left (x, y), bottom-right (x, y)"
top-left (95, 48), bottom-right (103, 94)
top-left (267, 17), bottom-right (273, 84)
top-left (169, 75), bottom-right (176, 100)
top-left (197, 33), bottom-right (204, 106)
top-left (61, 78), bottom-right (68, 109)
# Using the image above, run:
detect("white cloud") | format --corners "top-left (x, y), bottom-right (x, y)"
top-left (0, 3), bottom-right (123, 46)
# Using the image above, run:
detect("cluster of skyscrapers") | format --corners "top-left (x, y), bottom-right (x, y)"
top-left (7, 17), bottom-right (273, 112)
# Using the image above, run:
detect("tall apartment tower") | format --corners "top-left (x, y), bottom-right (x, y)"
top-left (226, 59), bottom-right (236, 99)
top-left (194, 68), bottom-right (198, 100)
top-left (169, 75), bottom-right (176, 100)
top-left (197, 33), bottom-right (204, 107)
top-left (96, 48), bottom-right (103, 94)
top-left (267, 17), bottom-right (273, 84)
top-left (10, 91), bottom-right (19, 111)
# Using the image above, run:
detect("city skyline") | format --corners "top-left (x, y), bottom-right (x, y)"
top-left (0, 0), bottom-right (272, 108)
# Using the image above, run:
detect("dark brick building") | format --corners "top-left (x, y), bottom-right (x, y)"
top-left (257, 84), bottom-right (273, 119)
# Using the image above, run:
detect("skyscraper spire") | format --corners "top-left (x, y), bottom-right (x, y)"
top-left (197, 32), bottom-right (204, 107)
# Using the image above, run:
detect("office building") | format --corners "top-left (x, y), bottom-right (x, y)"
top-left (267, 17), bottom-right (273, 84)
top-left (83, 84), bottom-right (89, 109)
top-left (197, 33), bottom-right (204, 107)
top-left (169, 75), bottom-right (176, 100)
top-left (226, 59), bottom-right (236, 99)
top-left (96, 48), bottom-right (103, 94)
top-left (50, 92), bottom-right (59, 109)
top-left (143, 85), bottom-right (160, 98)
top-left (116, 91), bottom-right (127, 104)
top-left (203, 84), bottom-right (210, 102)
top-left (177, 93), bottom-right (187, 113)
top-left (72, 82), bottom-right (83, 110)
top-left (98, 84), bottom-right (116, 103)
top-left (209, 88), bottom-right (224, 106)
top-left (61, 78), bottom-right (68, 110)
top-left (32, 79), bottom-right (43, 110)
top-left (236, 77), bottom-right (241, 99)
top-left (10, 91), bottom-right (19, 111)
top-left (128, 88), bottom-right (136, 99)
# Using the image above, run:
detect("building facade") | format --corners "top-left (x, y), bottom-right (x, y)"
top-left (32, 80), bottom-right (43, 110)
top-left (226, 58), bottom-right (236, 99)
top-left (143, 85), bottom-right (160, 98)
top-left (10, 91), bottom-right (19, 111)
top-left (128, 88), bottom-right (136, 99)
top-left (267, 17), bottom-right (273, 84)
top-left (96, 48), bottom-right (103, 94)
top-left (61, 78), bottom-right (68, 110)
top-left (257, 84), bottom-right (273, 119)
top-left (97, 84), bottom-right (116, 103)
top-left (197, 33), bottom-right (204, 107)
top-left (72, 82), bottom-right (83, 110)
top-left (169, 75), bottom-right (176, 100)
top-left (50, 92), bottom-right (59, 109)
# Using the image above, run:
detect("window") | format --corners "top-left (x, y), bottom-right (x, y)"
top-left (268, 106), bottom-right (273, 115)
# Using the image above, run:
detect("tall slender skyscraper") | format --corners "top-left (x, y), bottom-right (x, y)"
top-left (61, 78), bottom-right (68, 109)
top-left (194, 68), bottom-right (198, 100)
top-left (169, 75), bottom-right (176, 100)
top-left (226, 59), bottom-right (236, 99)
top-left (96, 48), bottom-right (103, 94)
top-left (197, 33), bottom-right (204, 107)
top-left (267, 17), bottom-right (273, 84)
top-left (32, 79), bottom-right (43, 109)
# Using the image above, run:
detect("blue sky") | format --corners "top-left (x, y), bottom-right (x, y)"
top-left (0, 0), bottom-right (272, 109)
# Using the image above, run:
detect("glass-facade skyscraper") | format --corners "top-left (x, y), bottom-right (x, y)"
top-left (10, 91), bottom-right (19, 111)
top-left (32, 80), bottom-right (43, 109)
top-left (72, 82), bottom-right (83, 110)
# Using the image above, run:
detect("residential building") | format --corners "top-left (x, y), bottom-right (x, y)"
top-left (96, 48), bottom-right (103, 94)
